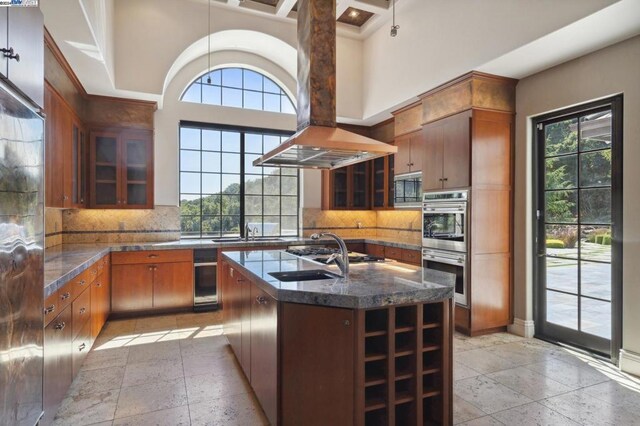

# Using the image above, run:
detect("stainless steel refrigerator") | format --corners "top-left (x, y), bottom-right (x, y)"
top-left (0, 81), bottom-right (44, 425)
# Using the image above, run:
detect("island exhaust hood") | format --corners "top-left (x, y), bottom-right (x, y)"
top-left (253, 0), bottom-right (396, 170)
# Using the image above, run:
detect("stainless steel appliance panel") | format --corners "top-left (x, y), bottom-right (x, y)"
top-left (422, 249), bottom-right (467, 306)
top-left (422, 190), bottom-right (468, 251)
top-left (0, 83), bottom-right (44, 425)
top-left (194, 249), bottom-right (218, 310)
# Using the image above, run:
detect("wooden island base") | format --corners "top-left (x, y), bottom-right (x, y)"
top-left (221, 260), bottom-right (453, 426)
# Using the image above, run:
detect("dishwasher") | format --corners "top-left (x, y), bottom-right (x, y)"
top-left (193, 249), bottom-right (218, 311)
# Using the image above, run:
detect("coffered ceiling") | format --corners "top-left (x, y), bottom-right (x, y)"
top-left (212, 0), bottom-right (397, 37)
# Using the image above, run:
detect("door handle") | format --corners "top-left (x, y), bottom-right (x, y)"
top-left (148, 254), bottom-right (159, 258)
top-left (1, 47), bottom-right (19, 61)
top-left (78, 343), bottom-right (86, 352)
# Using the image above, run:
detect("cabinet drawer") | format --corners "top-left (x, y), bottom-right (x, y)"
top-left (384, 246), bottom-right (403, 261)
top-left (365, 244), bottom-right (385, 258)
top-left (72, 318), bottom-right (92, 377)
top-left (44, 289), bottom-right (59, 327)
top-left (72, 288), bottom-right (91, 340)
top-left (401, 249), bottom-right (421, 266)
top-left (111, 250), bottom-right (193, 265)
top-left (68, 266), bottom-right (97, 300)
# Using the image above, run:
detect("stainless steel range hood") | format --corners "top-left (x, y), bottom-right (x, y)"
top-left (253, 0), bottom-right (396, 170)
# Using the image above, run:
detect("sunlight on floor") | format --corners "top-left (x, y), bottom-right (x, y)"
top-left (555, 344), bottom-right (640, 392)
top-left (94, 324), bottom-right (224, 350)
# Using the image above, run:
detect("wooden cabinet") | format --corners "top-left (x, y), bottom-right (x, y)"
top-left (0, 6), bottom-right (44, 107)
top-left (250, 285), bottom-right (278, 425)
top-left (422, 110), bottom-right (471, 191)
top-left (111, 263), bottom-right (154, 313)
top-left (365, 243), bottom-right (385, 258)
top-left (91, 256), bottom-right (111, 339)
top-left (111, 250), bottom-right (193, 314)
top-left (281, 303), bottom-right (355, 426)
top-left (394, 130), bottom-right (423, 175)
top-left (371, 154), bottom-right (394, 209)
top-left (44, 83), bottom-right (86, 208)
top-left (43, 255), bottom-right (111, 425)
top-left (89, 129), bottom-right (154, 209)
top-left (153, 262), bottom-right (194, 309)
top-left (322, 161), bottom-right (370, 210)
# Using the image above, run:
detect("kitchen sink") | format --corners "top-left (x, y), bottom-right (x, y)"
top-left (269, 269), bottom-right (342, 282)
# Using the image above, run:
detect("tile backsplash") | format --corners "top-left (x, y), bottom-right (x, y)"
top-left (302, 208), bottom-right (421, 243)
top-left (45, 206), bottom-right (180, 246)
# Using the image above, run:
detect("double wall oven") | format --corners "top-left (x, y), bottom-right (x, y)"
top-left (422, 190), bottom-right (469, 306)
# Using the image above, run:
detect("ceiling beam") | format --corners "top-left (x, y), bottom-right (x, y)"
top-left (276, 0), bottom-right (297, 17)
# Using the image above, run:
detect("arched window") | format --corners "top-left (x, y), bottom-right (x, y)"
top-left (181, 67), bottom-right (296, 114)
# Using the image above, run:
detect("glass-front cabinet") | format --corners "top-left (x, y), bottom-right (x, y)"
top-left (327, 162), bottom-right (370, 210)
top-left (90, 129), bottom-right (153, 208)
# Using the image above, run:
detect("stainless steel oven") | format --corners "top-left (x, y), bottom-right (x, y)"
top-left (422, 248), bottom-right (468, 306)
top-left (422, 190), bottom-right (468, 251)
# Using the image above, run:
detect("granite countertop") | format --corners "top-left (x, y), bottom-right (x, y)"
top-left (222, 250), bottom-right (454, 309)
top-left (43, 236), bottom-right (422, 297)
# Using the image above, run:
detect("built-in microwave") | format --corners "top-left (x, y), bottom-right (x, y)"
top-left (393, 171), bottom-right (422, 207)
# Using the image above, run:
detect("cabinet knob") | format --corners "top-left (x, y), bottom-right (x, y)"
top-left (61, 292), bottom-right (70, 300)
top-left (96, 281), bottom-right (102, 287)
top-left (1, 47), bottom-right (19, 62)
top-left (54, 322), bottom-right (66, 331)
top-left (78, 279), bottom-right (86, 286)
top-left (79, 307), bottom-right (86, 315)
top-left (344, 320), bottom-right (351, 326)
top-left (442, 177), bottom-right (448, 181)
top-left (44, 305), bottom-right (56, 315)
top-left (256, 296), bottom-right (267, 305)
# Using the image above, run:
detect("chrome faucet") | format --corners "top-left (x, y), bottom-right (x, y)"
top-left (252, 226), bottom-right (259, 241)
top-left (244, 223), bottom-right (252, 241)
top-left (310, 232), bottom-right (349, 277)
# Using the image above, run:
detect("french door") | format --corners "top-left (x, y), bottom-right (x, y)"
top-left (534, 96), bottom-right (622, 359)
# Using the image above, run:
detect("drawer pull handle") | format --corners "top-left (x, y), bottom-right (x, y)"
top-left (78, 343), bottom-right (86, 352)
top-left (78, 280), bottom-right (86, 286)
top-left (1, 47), bottom-right (20, 62)
top-left (44, 305), bottom-right (55, 315)
top-left (256, 296), bottom-right (267, 305)
top-left (54, 322), bottom-right (66, 331)
top-left (61, 292), bottom-right (71, 300)
top-left (148, 254), bottom-right (159, 258)
top-left (79, 307), bottom-right (86, 315)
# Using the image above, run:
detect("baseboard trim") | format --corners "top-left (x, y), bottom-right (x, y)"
top-left (508, 318), bottom-right (535, 338)
top-left (619, 349), bottom-right (640, 377)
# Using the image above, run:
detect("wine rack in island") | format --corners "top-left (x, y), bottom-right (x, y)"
top-left (357, 300), bottom-right (453, 426)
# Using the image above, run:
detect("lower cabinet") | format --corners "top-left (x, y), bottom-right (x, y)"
top-left (43, 255), bottom-right (111, 426)
top-left (111, 250), bottom-right (193, 314)
top-left (250, 284), bottom-right (278, 425)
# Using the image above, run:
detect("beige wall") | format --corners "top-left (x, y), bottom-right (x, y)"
top-left (514, 36), bottom-right (640, 366)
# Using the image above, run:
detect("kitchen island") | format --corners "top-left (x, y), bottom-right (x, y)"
top-left (221, 250), bottom-right (455, 426)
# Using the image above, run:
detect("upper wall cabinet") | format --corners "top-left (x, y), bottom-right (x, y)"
top-left (322, 162), bottom-right (371, 210)
top-left (89, 128), bottom-right (154, 209)
top-left (0, 6), bottom-right (44, 108)
top-left (394, 129), bottom-right (424, 176)
top-left (422, 110), bottom-right (471, 191)
top-left (44, 84), bottom-right (87, 208)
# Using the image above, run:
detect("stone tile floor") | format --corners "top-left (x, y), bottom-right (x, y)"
top-left (52, 312), bottom-right (640, 425)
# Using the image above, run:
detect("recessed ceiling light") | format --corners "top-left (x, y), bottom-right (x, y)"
top-left (348, 9), bottom-right (360, 18)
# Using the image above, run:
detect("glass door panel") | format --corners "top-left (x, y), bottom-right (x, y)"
top-left (123, 137), bottom-right (149, 206)
top-left (536, 100), bottom-right (620, 358)
top-left (94, 134), bottom-right (118, 206)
